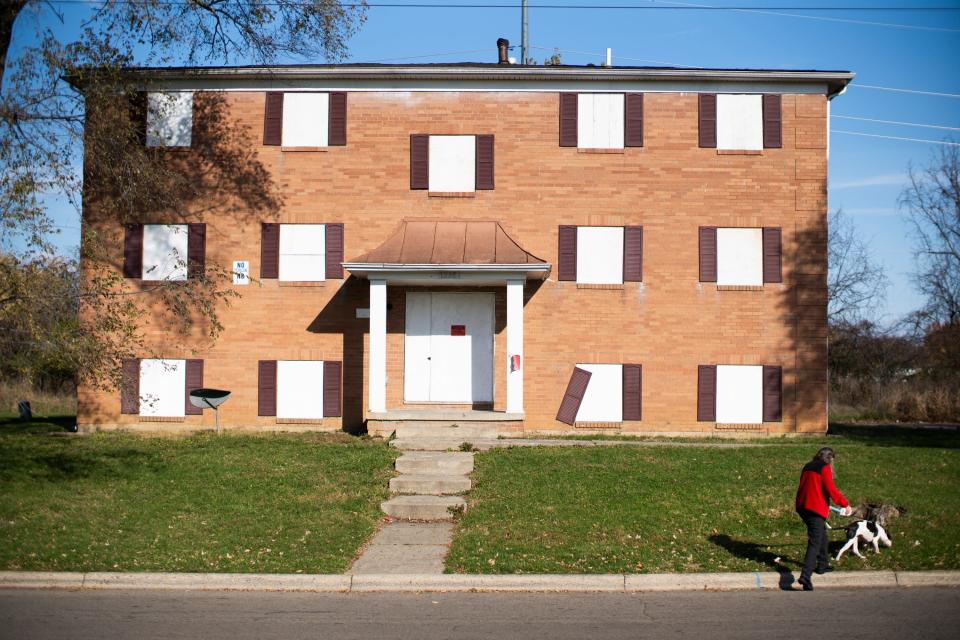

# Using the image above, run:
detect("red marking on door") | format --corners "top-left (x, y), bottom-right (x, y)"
top-left (451, 325), bottom-right (466, 336)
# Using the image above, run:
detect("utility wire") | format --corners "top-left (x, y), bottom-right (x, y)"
top-left (849, 84), bottom-right (960, 98)
top-left (41, 2), bottom-right (960, 8)
top-left (833, 130), bottom-right (960, 146)
top-left (831, 115), bottom-right (960, 132)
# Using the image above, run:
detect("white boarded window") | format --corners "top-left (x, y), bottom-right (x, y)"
top-left (717, 228), bottom-right (763, 286)
top-left (577, 94), bottom-right (624, 150)
top-left (717, 94), bottom-right (763, 151)
top-left (429, 135), bottom-right (475, 192)
top-left (716, 365), bottom-right (763, 424)
top-left (279, 224), bottom-right (326, 281)
top-left (146, 92), bottom-right (193, 148)
top-left (139, 359), bottom-right (185, 417)
top-left (277, 360), bottom-right (324, 419)
top-left (282, 93), bottom-right (329, 147)
top-left (576, 364), bottom-right (623, 422)
top-left (577, 226), bottom-right (624, 284)
top-left (143, 224), bottom-right (188, 281)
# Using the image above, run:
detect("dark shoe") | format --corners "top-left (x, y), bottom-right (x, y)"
top-left (798, 577), bottom-right (814, 591)
top-left (815, 566), bottom-right (834, 575)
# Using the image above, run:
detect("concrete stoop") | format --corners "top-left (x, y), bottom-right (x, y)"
top-left (380, 495), bottom-right (466, 521)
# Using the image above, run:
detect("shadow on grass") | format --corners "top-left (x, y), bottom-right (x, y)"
top-left (708, 534), bottom-right (798, 590)
top-left (828, 422), bottom-right (960, 449)
top-left (0, 415), bottom-right (76, 435)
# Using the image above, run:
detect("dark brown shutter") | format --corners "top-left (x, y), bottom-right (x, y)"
top-left (762, 94), bottom-right (782, 149)
top-left (559, 93), bottom-right (578, 147)
top-left (699, 226), bottom-right (717, 282)
top-left (184, 359), bottom-right (204, 416)
top-left (558, 225), bottom-right (577, 282)
top-left (187, 223), bottom-right (206, 279)
top-left (323, 361), bottom-right (342, 417)
top-left (325, 223), bottom-right (344, 279)
top-left (623, 226), bottom-right (643, 282)
top-left (622, 364), bottom-right (642, 421)
top-left (120, 358), bottom-right (140, 414)
top-left (698, 93), bottom-right (717, 148)
top-left (123, 223), bottom-right (144, 279)
top-left (556, 366), bottom-right (592, 425)
top-left (410, 134), bottom-right (429, 190)
top-left (476, 134), bottom-right (495, 190)
top-left (697, 365), bottom-right (717, 422)
top-left (328, 92), bottom-right (347, 146)
top-left (258, 360), bottom-right (277, 417)
top-left (624, 93), bottom-right (644, 147)
top-left (763, 365), bottom-right (783, 422)
top-left (260, 223), bottom-right (280, 279)
top-left (762, 227), bottom-right (782, 283)
top-left (129, 91), bottom-right (147, 146)
top-left (263, 92), bottom-right (283, 146)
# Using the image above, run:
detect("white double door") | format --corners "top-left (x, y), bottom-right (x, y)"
top-left (405, 292), bottom-right (494, 403)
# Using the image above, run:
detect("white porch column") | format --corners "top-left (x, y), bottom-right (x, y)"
top-left (369, 278), bottom-right (387, 413)
top-left (506, 278), bottom-right (524, 414)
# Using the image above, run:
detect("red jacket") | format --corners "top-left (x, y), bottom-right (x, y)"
top-left (795, 459), bottom-right (848, 518)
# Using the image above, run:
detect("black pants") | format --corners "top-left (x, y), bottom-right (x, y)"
top-left (798, 509), bottom-right (829, 580)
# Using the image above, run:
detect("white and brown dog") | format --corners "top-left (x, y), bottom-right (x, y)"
top-left (836, 520), bottom-right (893, 560)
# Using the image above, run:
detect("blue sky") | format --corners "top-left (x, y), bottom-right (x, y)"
top-left (10, 1), bottom-right (960, 325)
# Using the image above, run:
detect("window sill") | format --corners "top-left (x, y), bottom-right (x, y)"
top-left (716, 149), bottom-right (763, 155)
top-left (428, 191), bottom-right (476, 198)
top-left (577, 148), bottom-right (626, 154)
top-left (575, 421), bottom-right (622, 429)
top-left (716, 285), bottom-right (764, 291)
top-left (146, 145), bottom-right (191, 152)
top-left (279, 280), bottom-right (326, 287)
top-left (576, 283), bottom-right (625, 290)
top-left (713, 423), bottom-right (764, 431)
top-left (281, 146), bottom-right (329, 152)
top-left (275, 418), bottom-right (326, 424)
top-left (139, 416), bottom-right (186, 423)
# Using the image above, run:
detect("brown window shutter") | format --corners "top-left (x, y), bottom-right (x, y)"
top-left (623, 226), bottom-right (643, 282)
top-left (475, 134), bottom-right (495, 190)
top-left (410, 134), bottom-right (429, 190)
top-left (184, 359), bottom-right (204, 416)
top-left (698, 93), bottom-right (717, 148)
top-left (762, 94), bottom-right (782, 149)
top-left (325, 223), bottom-right (344, 279)
top-left (263, 92), bottom-right (284, 146)
top-left (699, 227), bottom-right (717, 282)
top-left (558, 225), bottom-right (578, 282)
top-left (120, 358), bottom-right (140, 414)
top-left (762, 227), bottom-right (782, 283)
top-left (187, 223), bottom-right (206, 279)
top-left (328, 92), bottom-right (347, 146)
top-left (260, 223), bottom-right (280, 279)
top-left (624, 93), bottom-right (644, 147)
top-left (258, 360), bottom-right (277, 417)
top-left (323, 361), bottom-right (342, 417)
top-left (559, 93), bottom-right (578, 147)
top-left (763, 365), bottom-right (783, 422)
top-left (129, 91), bottom-right (147, 146)
top-left (697, 365), bottom-right (717, 421)
top-left (622, 364), bottom-right (642, 421)
top-left (556, 366), bottom-right (592, 425)
top-left (123, 223), bottom-right (144, 279)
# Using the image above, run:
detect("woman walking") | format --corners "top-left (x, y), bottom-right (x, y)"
top-left (795, 447), bottom-right (851, 591)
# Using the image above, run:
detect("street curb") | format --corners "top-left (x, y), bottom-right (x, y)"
top-left (2, 570), bottom-right (959, 593)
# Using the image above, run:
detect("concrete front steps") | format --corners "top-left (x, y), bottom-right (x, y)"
top-left (380, 495), bottom-right (466, 521)
top-left (389, 473), bottom-right (471, 495)
top-left (395, 451), bottom-right (474, 475)
top-left (390, 423), bottom-right (500, 452)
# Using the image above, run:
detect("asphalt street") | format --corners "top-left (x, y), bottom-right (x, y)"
top-left (1, 587), bottom-right (957, 639)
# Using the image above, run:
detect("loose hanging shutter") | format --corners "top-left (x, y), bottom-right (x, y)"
top-left (698, 93), bottom-right (717, 148)
top-left (328, 92), bottom-right (347, 146)
top-left (559, 93), bottom-right (578, 147)
top-left (624, 93), bottom-right (644, 147)
top-left (184, 359), bottom-right (204, 416)
top-left (323, 361), bottom-right (343, 417)
top-left (258, 360), bottom-right (277, 417)
top-left (697, 365), bottom-right (717, 422)
top-left (623, 226), bottom-right (643, 282)
top-left (325, 223), bottom-right (344, 279)
top-left (622, 364), bottom-right (642, 421)
top-left (129, 92), bottom-right (147, 146)
top-left (410, 134), bottom-right (429, 190)
top-left (762, 227), bottom-right (782, 283)
top-left (762, 94), bottom-right (782, 149)
top-left (476, 134), bottom-right (495, 190)
top-left (762, 365), bottom-right (783, 422)
top-left (123, 223), bottom-right (144, 279)
top-left (120, 358), bottom-right (140, 414)
top-left (558, 225), bottom-right (577, 282)
top-left (263, 92), bottom-right (284, 146)
top-left (699, 227), bottom-right (717, 282)
top-left (556, 366), bottom-right (592, 425)
top-left (187, 224), bottom-right (206, 279)
top-left (260, 223), bottom-right (280, 279)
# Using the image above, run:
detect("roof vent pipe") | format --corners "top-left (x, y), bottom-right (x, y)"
top-left (497, 38), bottom-right (510, 64)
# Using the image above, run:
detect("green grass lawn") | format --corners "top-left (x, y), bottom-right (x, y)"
top-left (447, 431), bottom-right (960, 574)
top-left (0, 418), bottom-right (396, 573)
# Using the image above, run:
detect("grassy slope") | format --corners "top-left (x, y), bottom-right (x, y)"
top-left (0, 422), bottom-right (396, 573)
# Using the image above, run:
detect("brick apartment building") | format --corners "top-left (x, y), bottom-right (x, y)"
top-left (76, 50), bottom-right (852, 436)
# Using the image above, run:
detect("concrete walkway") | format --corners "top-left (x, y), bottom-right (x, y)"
top-left (350, 523), bottom-right (453, 574)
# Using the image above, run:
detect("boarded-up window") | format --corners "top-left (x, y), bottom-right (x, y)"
top-left (279, 224), bottom-right (326, 281)
top-left (716, 365), bottom-right (763, 424)
top-left (717, 228), bottom-right (763, 286)
top-left (429, 135), bottom-right (476, 192)
top-left (577, 94), bottom-right (625, 149)
top-left (717, 94), bottom-right (763, 151)
top-left (142, 225), bottom-right (188, 281)
top-left (277, 360), bottom-right (324, 419)
top-left (139, 359), bottom-right (186, 418)
top-left (146, 92), bottom-right (193, 147)
top-left (282, 92), bottom-right (329, 147)
top-left (577, 226), bottom-right (624, 285)
top-left (576, 363), bottom-right (623, 422)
